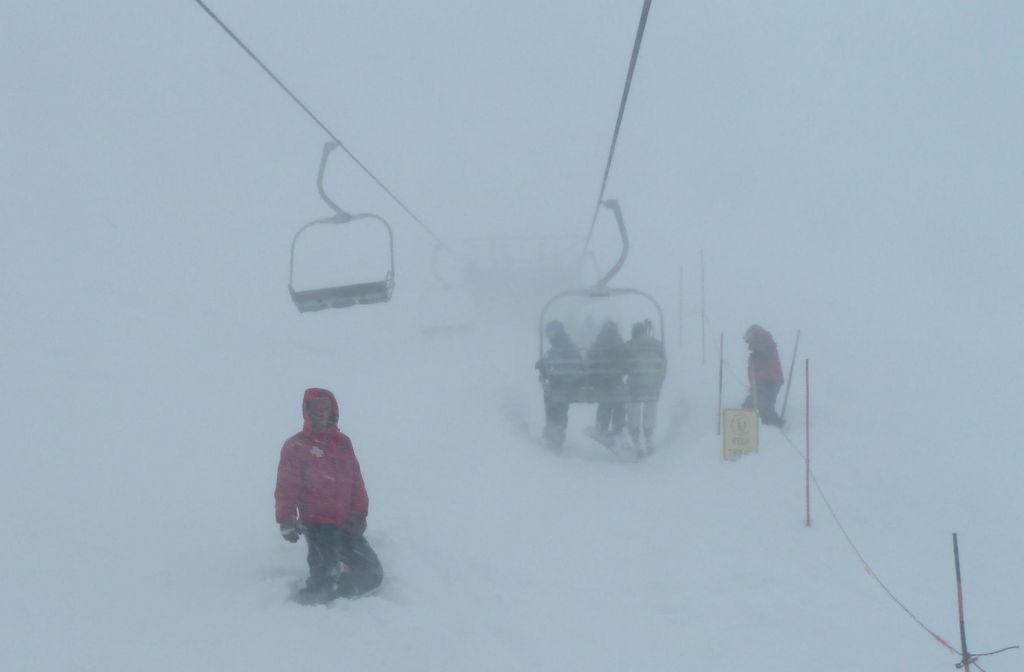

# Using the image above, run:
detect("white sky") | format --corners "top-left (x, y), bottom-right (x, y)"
top-left (1, 2), bottom-right (1022, 670)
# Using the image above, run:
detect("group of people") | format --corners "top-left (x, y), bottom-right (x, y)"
top-left (537, 318), bottom-right (668, 453)
top-left (274, 324), bottom-right (785, 603)
top-left (537, 320), bottom-right (788, 450)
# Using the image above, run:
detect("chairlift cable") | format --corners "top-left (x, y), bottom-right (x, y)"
top-left (582, 0), bottom-right (652, 252)
top-left (192, 0), bottom-right (450, 251)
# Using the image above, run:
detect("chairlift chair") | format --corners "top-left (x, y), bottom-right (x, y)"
top-left (288, 143), bottom-right (395, 313)
top-left (536, 199), bottom-right (667, 406)
top-left (538, 286), bottom-right (665, 405)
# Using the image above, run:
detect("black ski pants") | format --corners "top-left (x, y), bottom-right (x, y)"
top-left (543, 391), bottom-right (570, 448)
top-left (304, 523), bottom-right (383, 598)
top-left (742, 380), bottom-right (784, 427)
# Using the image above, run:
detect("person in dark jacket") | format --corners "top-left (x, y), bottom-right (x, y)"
top-left (275, 387), bottom-right (383, 603)
top-left (536, 320), bottom-right (584, 449)
top-left (625, 319), bottom-right (667, 452)
top-left (741, 325), bottom-right (785, 427)
top-left (587, 320), bottom-right (629, 439)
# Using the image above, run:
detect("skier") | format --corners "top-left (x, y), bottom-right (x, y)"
top-left (587, 320), bottom-right (629, 441)
top-left (742, 325), bottom-right (785, 427)
top-left (536, 320), bottom-right (584, 449)
top-left (625, 319), bottom-right (667, 452)
top-left (275, 387), bottom-right (384, 603)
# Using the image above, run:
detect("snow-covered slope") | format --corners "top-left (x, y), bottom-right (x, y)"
top-left (2, 2), bottom-right (1021, 671)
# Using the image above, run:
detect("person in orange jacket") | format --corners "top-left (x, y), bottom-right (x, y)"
top-left (742, 325), bottom-right (786, 428)
top-left (275, 388), bottom-right (383, 602)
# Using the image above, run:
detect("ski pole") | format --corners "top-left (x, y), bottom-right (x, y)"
top-left (781, 329), bottom-right (800, 419)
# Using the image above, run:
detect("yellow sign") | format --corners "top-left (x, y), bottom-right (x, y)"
top-left (722, 408), bottom-right (759, 460)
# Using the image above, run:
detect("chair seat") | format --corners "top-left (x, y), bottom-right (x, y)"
top-left (544, 384), bottom-right (626, 405)
top-left (291, 280), bottom-right (392, 313)
top-left (543, 382), bottom-right (661, 405)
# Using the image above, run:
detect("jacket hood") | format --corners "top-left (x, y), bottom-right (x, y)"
top-left (744, 325), bottom-right (774, 350)
top-left (302, 387), bottom-right (340, 433)
top-left (595, 321), bottom-right (624, 346)
top-left (545, 320), bottom-right (576, 348)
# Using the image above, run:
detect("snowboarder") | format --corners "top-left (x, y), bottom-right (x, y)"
top-left (587, 320), bottom-right (629, 441)
top-left (742, 325), bottom-right (785, 428)
top-left (275, 387), bottom-right (383, 603)
top-left (536, 320), bottom-right (584, 449)
top-left (625, 319), bottom-right (667, 452)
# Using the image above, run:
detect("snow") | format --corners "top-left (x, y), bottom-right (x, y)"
top-left (2, 1), bottom-right (1022, 670)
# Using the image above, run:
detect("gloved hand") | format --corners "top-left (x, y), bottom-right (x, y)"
top-left (344, 514), bottom-right (367, 539)
top-left (280, 520), bottom-right (301, 543)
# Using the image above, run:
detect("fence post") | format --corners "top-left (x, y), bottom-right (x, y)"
top-left (805, 359), bottom-right (811, 527)
top-left (700, 250), bottom-right (706, 365)
top-left (717, 332), bottom-right (724, 435)
top-left (954, 533), bottom-right (972, 671)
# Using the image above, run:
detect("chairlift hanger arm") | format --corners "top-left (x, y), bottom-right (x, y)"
top-left (595, 199), bottom-right (629, 287)
top-left (582, 0), bottom-right (653, 252)
top-left (316, 142), bottom-right (350, 220)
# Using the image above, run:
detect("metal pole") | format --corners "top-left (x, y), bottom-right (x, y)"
top-left (717, 332), bottom-right (724, 435)
top-left (954, 533), bottom-right (972, 671)
top-left (700, 249), bottom-right (706, 365)
top-left (805, 359), bottom-right (811, 527)
top-left (781, 330), bottom-right (801, 419)
top-left (677, 265), bottom-right (683, 347)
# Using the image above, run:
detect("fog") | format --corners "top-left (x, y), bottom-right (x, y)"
top-left (2, 2), bottom-right (1021, 670)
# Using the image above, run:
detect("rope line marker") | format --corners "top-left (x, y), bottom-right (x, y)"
top-left (699, 299), bottom-right (1020, 666)
top-left (776, 425), bottom-right (961, 656)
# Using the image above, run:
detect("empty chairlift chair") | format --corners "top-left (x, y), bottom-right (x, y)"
top-left (288, 143), bottom-right (395, 313)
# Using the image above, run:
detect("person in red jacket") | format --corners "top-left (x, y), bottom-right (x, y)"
top-left (741, 325), bottom-right (786, 428)
top-left (275, 387), bottom-right (383, 603)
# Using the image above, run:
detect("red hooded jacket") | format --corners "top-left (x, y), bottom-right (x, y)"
top-left (275, 388), bottom-right (369, 526)
top-left (745, 326), bottom-right (785, 385)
